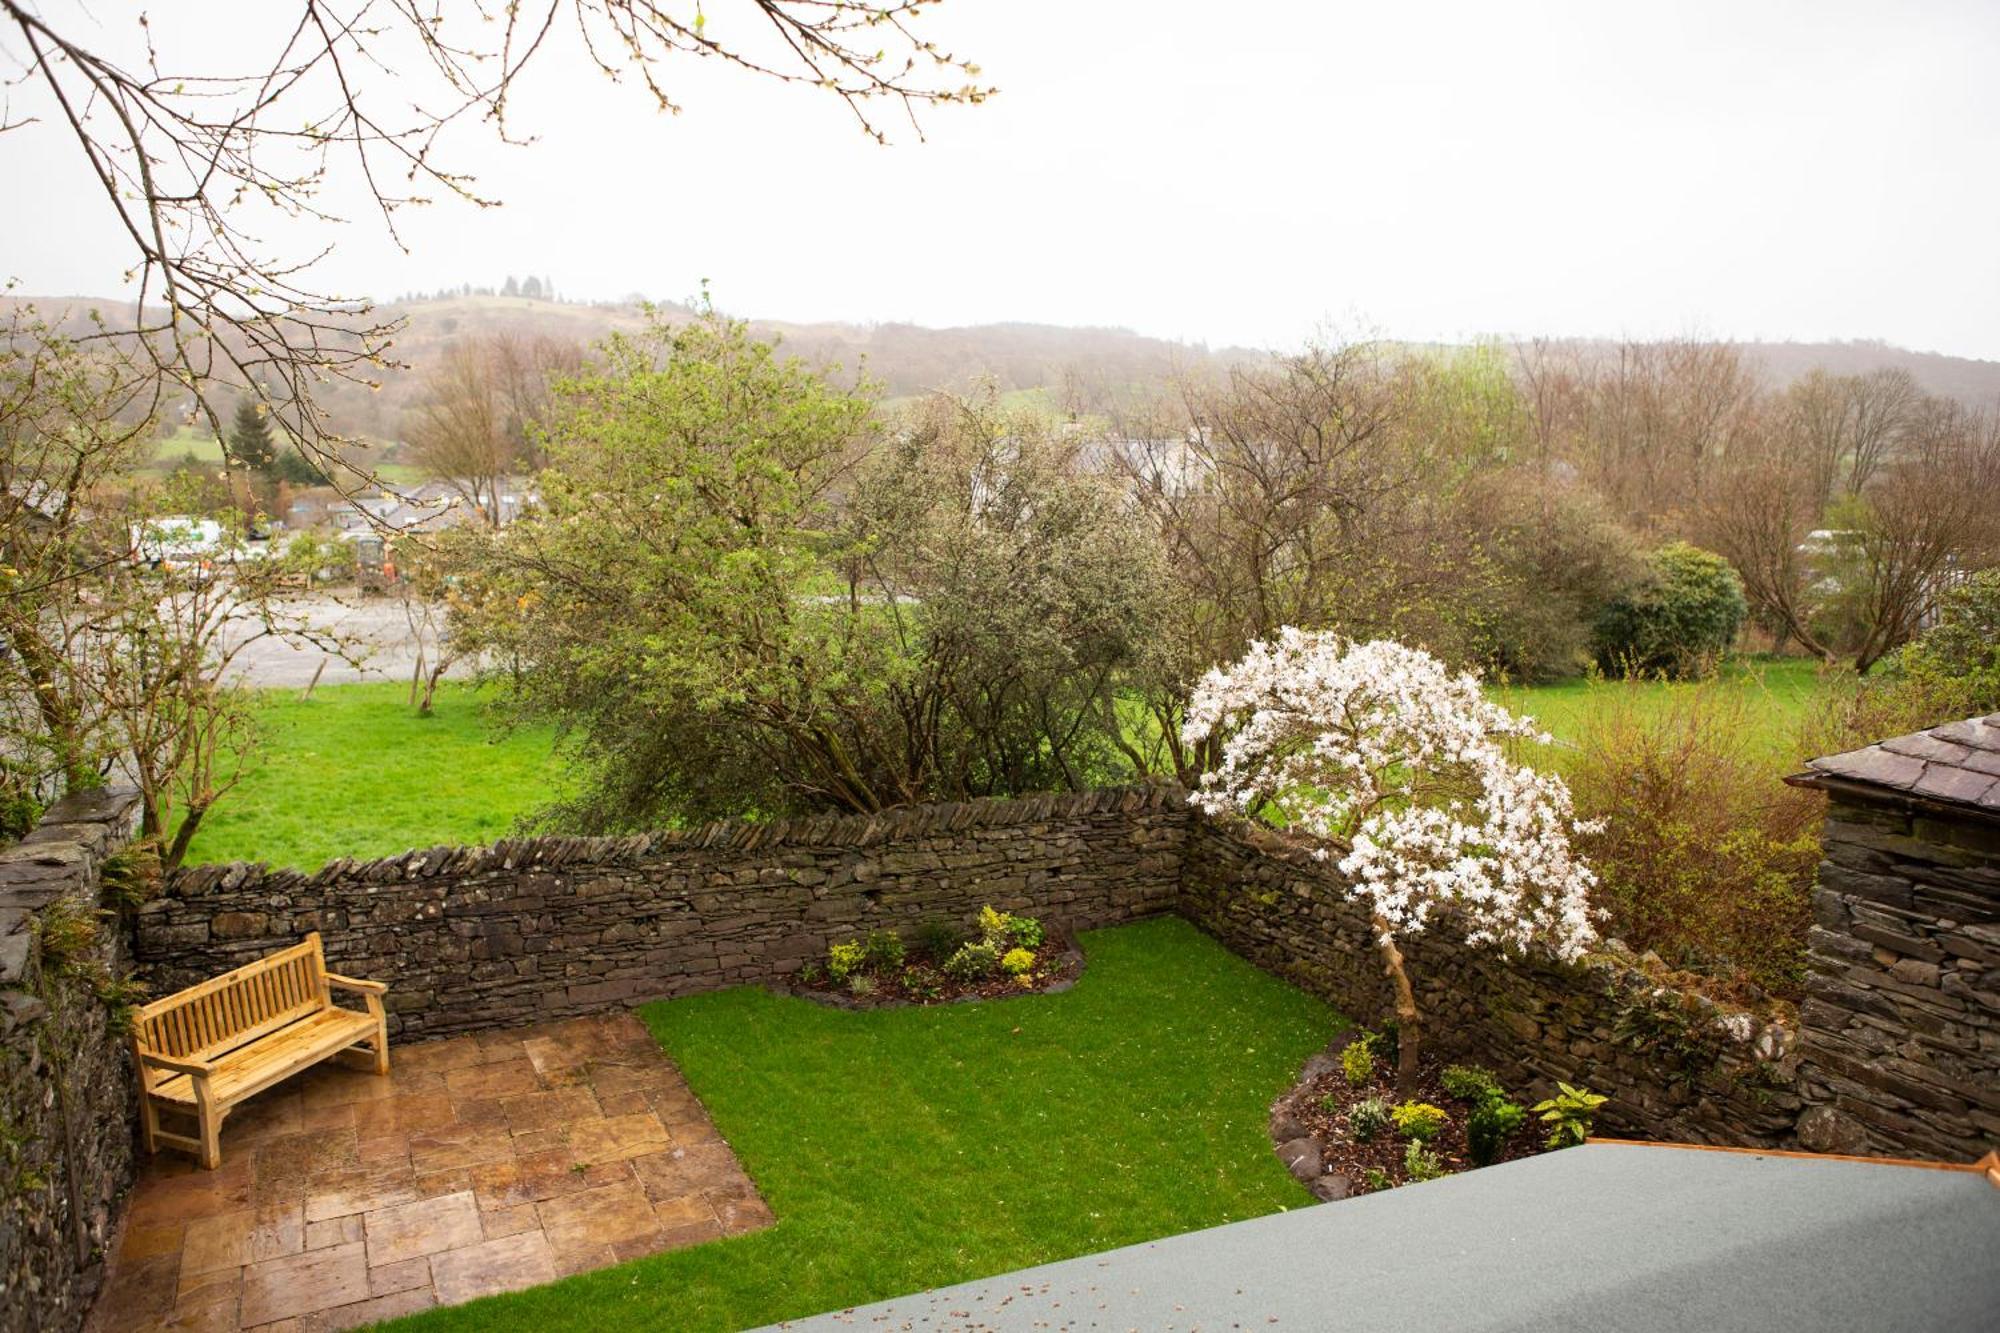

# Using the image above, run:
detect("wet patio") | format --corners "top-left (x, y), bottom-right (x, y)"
top-left (87, 1012), bottom-right (772, 1332)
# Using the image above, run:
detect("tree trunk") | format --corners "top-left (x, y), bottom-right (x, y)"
top-left (1373, 914), bottom-right (1422, 1099)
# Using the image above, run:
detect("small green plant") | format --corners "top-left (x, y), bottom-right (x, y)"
top-left (98, 976), bottom-right (152, 1035)
top-left (826, 940), bottom-right (866, 983)
top-left (795, 961), bottom-right (826, 986)
top-left (899, 966), bottom-right (943, 1001)
top-left (862, 929), bottom-right (906, 972)
top-left (1000, 947), bottom-right (1036, 977)
top-left (1349, 1096), bottom-right (1392, 1142)
top-left (1340, 1041), bottom-right (1376, 1087)
top-left (1362, 1166), bottom-right (1392, 1192)
top-left (1440, 1064), bottom-right (1502, 1104)
top-left (1391, 1101), bottom-right (1448, 1143)
top-left (1403, 1139), bottom-right (1447, 1183)
top-left (942, 940), bottom-right (999, 982)
top-left (912, 917), bottom-right (965, 963)
top-left (1533, 1082), bottom-right (1608, 1149)
top-left (1466, 1097), bottom-right (1527, 1166)
top-left (34, 895), bottom-right (102, 968)
top-left (99, 842), bottom-right (164, 911)
top-left (1360, 1023), bottom-right (1399, 1071)
top-left (847, 973), bottom-right (877, 998)
top-left (1007, 914), bottom-right (1045, 950)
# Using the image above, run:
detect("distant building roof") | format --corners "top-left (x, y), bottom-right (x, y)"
top-left (765, 1143), bottom-right (1998, 1333)
top-left (1791, 713), bottom-right (2000, 814)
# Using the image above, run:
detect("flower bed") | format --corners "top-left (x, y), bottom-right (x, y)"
top-left (784, 906), bottom-right (1082, 1008)
top-left (1269, 1028), bottom-right (1605, 1200)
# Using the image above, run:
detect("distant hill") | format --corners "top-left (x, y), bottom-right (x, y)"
top-left (10, 295), bottom-right (1998, 450)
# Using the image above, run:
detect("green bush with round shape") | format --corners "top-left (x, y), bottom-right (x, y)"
top-left (1593, 542), bottom-right (1747, 679)
top-left (942, 940), bottom-right (999, 982)
top-left (1390, 1100), bottom-right (1449, 1143)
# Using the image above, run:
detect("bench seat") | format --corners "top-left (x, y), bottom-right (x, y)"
top-left (146, 1007), bottom-right (380, 1108)
top-left (131, 932), bottom-right (389, 1168)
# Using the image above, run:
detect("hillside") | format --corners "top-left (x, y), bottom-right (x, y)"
top-left (10, 295), bottom-right (1999, 450)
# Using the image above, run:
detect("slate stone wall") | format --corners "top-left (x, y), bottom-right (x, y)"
top-left (0, 789), bottom-right (144, 1333)
top-left (1179, 816), bottom-right (1804, 1147)
top-left (138, 789), bottom-right (1187, 1040)
top-left (1793, 794), bottom-right (2000, 1161)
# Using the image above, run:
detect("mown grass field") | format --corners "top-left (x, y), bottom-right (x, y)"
top-left (385, 918), bottom-right (1338, 1333)
top-left (182, 682), bottom-right (569, 869)
top-left (1493, 655), bottom-right (1827, 768)
top-left (189, 658), bottom-right (1834, 870)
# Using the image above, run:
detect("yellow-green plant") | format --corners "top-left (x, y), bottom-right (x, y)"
top-left (827, 940), bottom-right (866, 983)
top-left (1000, 947), bottom-right (1035, 977)
top-left (1341, 1041), bottom-right (1376, 1087)
top-left (1533, 1082), bottom-right (1608, 1149)
top-left (1390, 1101), bottom-right (1448, 1143)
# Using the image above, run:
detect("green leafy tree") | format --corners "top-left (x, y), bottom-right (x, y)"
top-left (452, 316), bottom-right (1165, 829)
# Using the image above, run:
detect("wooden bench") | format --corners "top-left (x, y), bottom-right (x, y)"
top-left (131, 932), bottom-right (389, 1169)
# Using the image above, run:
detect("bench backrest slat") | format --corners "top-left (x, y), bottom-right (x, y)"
top-left (136, 933), bottom-right (330, 1063)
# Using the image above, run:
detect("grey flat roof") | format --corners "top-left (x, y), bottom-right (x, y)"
top-left (1794, 712), bottom-right (2000, 813)
top-left (761, 1144), bottom-right (1999, 1333)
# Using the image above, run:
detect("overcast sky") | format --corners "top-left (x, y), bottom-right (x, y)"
top-left (7, 0), bottom-right (1998, 357)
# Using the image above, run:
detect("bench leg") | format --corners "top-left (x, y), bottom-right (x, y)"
top-left (193, 1080), bottom-right (222, 1170)
top-left (366, 995), bottom-right (391, 1075)
top-left (138, 1092), bottom-right (159, 1156)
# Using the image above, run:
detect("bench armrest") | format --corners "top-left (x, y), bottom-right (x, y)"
top-left (137, 1050), bottom-right (213, 1077)
top-left (325, 972), bottom-right (387, 995)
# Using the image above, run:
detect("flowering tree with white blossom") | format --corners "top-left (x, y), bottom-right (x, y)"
top-left (1183, 630), bottom-right (1600, 1096)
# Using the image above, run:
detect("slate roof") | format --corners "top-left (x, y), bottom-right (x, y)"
top-left (1794, 712), bottom-right (2000, 813)
top-left (763, 1143), bottom-right (2000, 1333)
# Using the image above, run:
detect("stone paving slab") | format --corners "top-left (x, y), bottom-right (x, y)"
top-left (88, 1013), bottom-right (772, 1332)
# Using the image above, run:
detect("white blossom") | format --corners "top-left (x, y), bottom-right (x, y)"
top-left (1184, 629), bottom-right (1600, 962)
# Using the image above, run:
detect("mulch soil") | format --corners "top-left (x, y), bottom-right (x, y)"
top-left (780, 936), bottom-right (1084, 1009)
top-left (1276, 1042), bottom-right (1543, 1195)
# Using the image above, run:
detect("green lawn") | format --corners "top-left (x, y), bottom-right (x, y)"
top-left (183, 682), bottom-right (568, 869)
top-left (1494, 655), bottom-right (1828, 767)
top-left (388, 918), bottom-right (1337, 1333)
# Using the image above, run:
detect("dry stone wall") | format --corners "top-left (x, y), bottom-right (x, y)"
top-left (1179, 817), bottom-right (1804, 1146)
top-left (140, 789), bottom-right (1187, 1039)
top-left (132, 783), bottom-right (2000, 1164)
top-left (0, 788), bottom-right (144, 1333)
top-left (1794, 794), bottom-right (2000, 1161)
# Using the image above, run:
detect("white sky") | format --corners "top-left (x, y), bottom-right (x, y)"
top-left (6, 0), bottom-right (1999, 357)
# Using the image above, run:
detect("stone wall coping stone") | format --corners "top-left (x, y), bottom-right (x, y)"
top-left (164, 784), bottom-right (1184, 897)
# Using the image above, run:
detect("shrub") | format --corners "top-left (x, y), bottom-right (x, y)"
top-left (0, 760), bottom-right (41, 844)
top-left (1403, 1140), bottom-right (1447, 1183)
top-left (912, 917), bottom-right (965, 964)
top-left (1566, 677), bottom-right (1820, 999)
top-left (1440, 1064), bottom-right (1502, 1104)
top-left (1349, 1097), bottom-right (1392, 1143)
top-left (999, 947), bottom-right (1036, 977)
top-left (826, 940), bottom-right (866, 983)
top-left (1896, 569), bottom-right (2000, 713)
top-left (1362, 1166), bottom-right (1392, 1192)
top-left (1466, 1098), bottom-right (1527, 1166)
top-left (942, 940), bottom-right (999, 982)
top-left (1390, 1101), bottom-right (1448, 1143)
top-left (978, 905), bottom-right (1011, 947)
top-left (1006, 913), bottom-right (1046, 950)
top-left (1533, 1082), bottom-right (1608, 1149)
top-left (1340, 1041), bottom-right (1376, 1088)
top-left (1593, 542), bottom-right (1747, 679)
top-left (862, 929), bottom-right (906, 972)
top-left (846, 973), bottom-right (877, 998)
